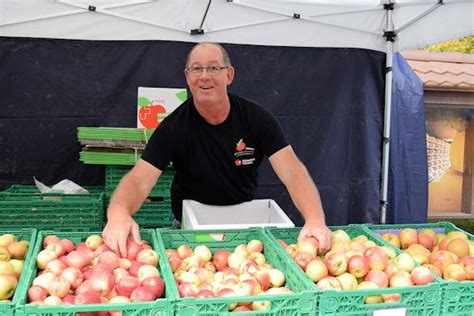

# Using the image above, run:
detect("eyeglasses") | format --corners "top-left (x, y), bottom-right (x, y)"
top-left (187, 66), bottom-right (229, 77)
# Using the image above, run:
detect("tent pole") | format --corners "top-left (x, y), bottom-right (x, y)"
top-left (380, 2), bottom-right (395, 224)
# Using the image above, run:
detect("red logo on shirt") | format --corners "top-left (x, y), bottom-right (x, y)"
top-left (235, 159), bottom-right (242, 166)
top-left (236, 139), bottom-right (246, 151)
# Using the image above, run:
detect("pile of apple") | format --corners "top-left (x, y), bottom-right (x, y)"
top-left (165, 239), bottom-right (292, 312)
top-left (0, 233), bottom-right (29, 301)
top-left (380, 228), bottom-right (474, 281)
top-left (27, 234), bottom-right (165, 308)
top-left (278, 229), bottom-right (436, 304)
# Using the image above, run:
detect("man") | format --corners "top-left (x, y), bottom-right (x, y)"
top-left (103, 42), bottom-right (331, 257)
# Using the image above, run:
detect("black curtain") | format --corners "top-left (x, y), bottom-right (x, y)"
top-left (0, 37), bottom-right (385, 226)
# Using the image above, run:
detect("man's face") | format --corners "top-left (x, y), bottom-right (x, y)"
top-left (185, 44), bottom-right (234, 108)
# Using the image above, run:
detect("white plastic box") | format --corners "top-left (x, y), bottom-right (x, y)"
top-left (181, 199), bottom-right (295, 230)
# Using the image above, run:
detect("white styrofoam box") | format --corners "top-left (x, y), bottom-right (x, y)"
top-left (181, 199), bottom-right (295, 230)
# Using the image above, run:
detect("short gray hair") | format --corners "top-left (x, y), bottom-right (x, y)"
top-left (186, 42), bottom-right (231, 67)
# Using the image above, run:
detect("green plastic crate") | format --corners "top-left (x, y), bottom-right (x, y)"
top-left (0, 228), bottom-right (37, 316)
top-left (265, 225), bottom-right (443, 316)
top-left (156, 228), bottom-right (317, 315)
top-left (104, 197), bottom-right (174, 228)
top-left (363, 222), bottom-right (474, 316)
top-left (15, 229), bottom-right (177, 316)
top-left (4, 185), bottom-right (104, 195)
top-left (105, 166), bottom-right (174, 197)
top-left (0, 193), bottom-right (104, 231)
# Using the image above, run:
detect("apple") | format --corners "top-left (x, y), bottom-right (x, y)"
top-left (116, 275), bottom-right (141, 297)
top-left (251, 300), bottom-right (270, 311)
top-left (85, 235), bottom-right (103, 250)
top-left (32, 271), bottom-right (55, 289)
top-left (178, 282), bottom-right (198, 297)
top-left (27, 285), bottom-right (48, 302)
top-left (195, 289), bottom-right (215, 298)
top-left (268, 268), bottom-right (285, 287)
top-left (298, 237), bottom-right (319, 256)
top-left (142, 276), bottom-right (165, 298)
top-left (389, 271), bottom-right (413, 287)
top-left (0, 261), bottom-right (14, 275)
top-left (306, 259), bottom-right (328, 282)
top-left (336, 272), bottom-right (358, 290)
top-left (137, 265), bottom-right (160, 282)
top-left (459, 255), bottom-right (474, 280)
top-left (43, 295), bottom-right (63, 305)
top-left (109, 295), bottom-right (130, 303)
top-left (126, 240), bottom-right (143, 261)
top-left (406, 244), bottom-right (431, 265)
top-left (317, 276), bottom-right (343, 291)
top-left (443, 263), bottom-right (467, 281)
top-left (294, 252), bottom-right (316, 271)
top-left (447, 231), bottom-right (468, 241)
top-left (248, 252), bottom-right (266, 266)
top-left (135, 249), bottom-right (159, 267)
top-left (7, 240), bottom-right (29, 260)
top-left (422, 264), bottom-right (442, 278)
top-left (384, 264), bottom-right (399, 280)
top-left (234, 244), bottom-right (250, 258)
top-left (64, 251), bottom-right (91, 270)
top-left (325, 252), bottom-right (347, 276)
top-left (128, 261), bottom-right (145, 277)
top-left (88, 271), bottom-right (115, 296)
top-left (357, 281), bottom-right (382, 304)
top-left (228, 253), bottom-right (244, 270)
top-left (36, 249), bottom-right (58, 270)
top-left (347, 255), bottom-right (370, 278)
top-left (241, 278), bottom-right (262, 295)
top-left (74, 291), bottom-right (101, 304)
top-left (48, 276), bottom-right (71, 298)
top-left (113, 267), bottom-right (129, 281)
top-left (45, 259), bottom-right (67, 276)
top-left (253, 269), bottom-right (271, 291)
top-left (0, 274), bottom-right (18, 300)
top-left (9, 259), bottom-right (24, 278)
top-left (247, 240), bottom-right (264, 253)
top-left (364, 247), bottom-right (389, 271)
top-left (0, 246), bottom-right (10, 261)
top-left (381, 233), bottom-right (401, 248)
top-left (393, 253), bottom-right (415, 273)
top-left (446, 238), bottom-right (470, 258)
top-left (0, 234), bottom-right (16, 247)
top-left (399, 228), bottom-right (418, 249)
top-left (176, 244), bottom-right (193, 260)
top-left (119, 258), bottom-right (132, 270)
top-left (417, 234), bottom-right (435, 251)
top-left (332, 229), bottom-right (351, 244)
top-left (97, 251), bottom-right (120, 270)
top-left (193, 245), bottom-right (212, 262)
top-left (168, 255), bottom-right (182, 272)
top-left (379, 246), bottom-right (397, 260)
top-left (60, 267), bottom-right (83, 290)
top-left (352, 235), bottom-right (369, 243)
top-left (410, 266), bottom-right (434, 285)
top-left (364, 270), bottom-right (388, 288)
top-left (58, 239), bottom-right (75, 253)
top-left (382, 293), bottom-right (401, 303)
top-left (429, 250), bottom-right (458, 271)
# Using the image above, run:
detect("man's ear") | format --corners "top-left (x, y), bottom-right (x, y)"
top-left (184, 68), bottom-right (191, 85)
top-left (226, 66), bottom-right (235, 85)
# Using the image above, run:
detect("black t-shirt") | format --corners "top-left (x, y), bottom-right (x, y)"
top-left (141, 93), bottom-right (288, 220)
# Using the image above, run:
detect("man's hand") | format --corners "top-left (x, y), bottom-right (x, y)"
top-left (102, 209), bottom-right (141, 258)
top-left (298, 219), bottom-right (332, 255)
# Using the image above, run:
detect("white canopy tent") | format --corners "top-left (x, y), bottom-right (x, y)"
top-left (1, 0), bottom-right (472, 223)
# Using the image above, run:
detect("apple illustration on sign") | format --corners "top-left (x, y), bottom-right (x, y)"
top-left (138, 97), bottom-right (166, 128)
top-left (236, 139), bottom-right (246, 151)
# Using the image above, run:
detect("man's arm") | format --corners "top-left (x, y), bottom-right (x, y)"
top-left (102, 159), bottom-right (162, 257)
top-left (268, 145), bottom-right (331, 254)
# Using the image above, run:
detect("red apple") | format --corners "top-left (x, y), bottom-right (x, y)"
top-left (213, 250), bottom-right (231, 271)
top-left (247, 240), bottom-right (264, 253)
top-left (27, 285), bottom-right (48, 302)
top-left (325, 253), bottom-right (347, 276)
top-left (347, 255), bottom-right (370, 278)
top-left (411, 266), bottom-right (434, 285)
top-left (142, 276), bottom-right (165, 298)
top-left (48, 276), bottom-right (71, 298)
top-left (364, 270), bottom-right (389, 288)
top-left (317, 276), bottom-right (343, 291)
top-left (85, 235), bottom-right (103, 250)
top-left (136, 249), bottom-right (159, 266)
top-left (306, 259), bottom-right (328, 282)
top-left (116, 275), bottom-right (141, 298)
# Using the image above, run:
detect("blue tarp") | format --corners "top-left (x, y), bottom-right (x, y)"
top-left (387, 53), bottom-right (428, 223)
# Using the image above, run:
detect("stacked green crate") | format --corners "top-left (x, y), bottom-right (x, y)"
top-left (0, 228), bottom-right (36, 316)
top-left (363, 222), bottom-right (474, 316)
top-left (105, 166), bottom-right (174, 228)
top-left (156, 228), bottom-right (317, 315)
top-left (4, 185), bottom-right (104, 195)
top-left (264, 225), bottom-right (443, 316)
top-left (15, 229), bottom-right (178, 316)
top-left (0, 193), bottom-right (104, 231)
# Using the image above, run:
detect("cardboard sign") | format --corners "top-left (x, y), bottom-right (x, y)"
top-left (137, 87), bottom-right (187, 128)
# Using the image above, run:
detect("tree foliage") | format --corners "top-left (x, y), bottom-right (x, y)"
top-left (425, 36), bottom-right (474, 54)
